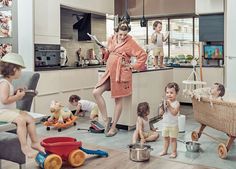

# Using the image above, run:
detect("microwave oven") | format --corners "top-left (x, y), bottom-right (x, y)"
top-left (34, 44), bottom-right (60, 68)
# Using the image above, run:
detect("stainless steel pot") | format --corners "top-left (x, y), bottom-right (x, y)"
top-left (128, 144), bottom-right (153, 162)
top-left (178, 139), bottom-right (201, 152)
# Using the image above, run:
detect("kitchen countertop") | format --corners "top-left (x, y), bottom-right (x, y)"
top-left (35, 65), bottom-right (106, 71)
top-left (98, 67), bottom-right (173, 73)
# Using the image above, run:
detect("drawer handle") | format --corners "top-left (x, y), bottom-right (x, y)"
top-left (228, 56), bottom-right (236, 59)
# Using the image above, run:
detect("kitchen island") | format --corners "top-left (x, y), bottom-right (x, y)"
top-left (98, 67), bottom-right (173, 130)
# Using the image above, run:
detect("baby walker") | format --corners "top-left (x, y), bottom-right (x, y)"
top-left (35, 137), bottom-right (108, 169)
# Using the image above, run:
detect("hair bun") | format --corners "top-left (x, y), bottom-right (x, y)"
top-left (114, 20), bottom-right (131, 32)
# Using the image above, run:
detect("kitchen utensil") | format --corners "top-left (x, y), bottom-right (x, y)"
top-left (24, 89), bottom-right (38, 96)
top-left (178, 139), bottom-right (201, 152)
top-left (128, 143), bottom-right (153, 162)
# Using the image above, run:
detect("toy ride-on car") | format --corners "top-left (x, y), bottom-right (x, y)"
top-left (35, 137), bottom-right (108, 169)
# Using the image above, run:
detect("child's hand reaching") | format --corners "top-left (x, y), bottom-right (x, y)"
top-left (15, 89), bottom-right (25, 100)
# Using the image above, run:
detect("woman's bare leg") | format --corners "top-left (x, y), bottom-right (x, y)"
top-left (93, 79), bottom-right (110, 123)
top-left (107, 97), bottom-right (122, 135)
top-left (13, 114), bottom-right (35, 158)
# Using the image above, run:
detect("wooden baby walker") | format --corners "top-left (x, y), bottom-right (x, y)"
top-left (35, 137), bottom-right (108, 169)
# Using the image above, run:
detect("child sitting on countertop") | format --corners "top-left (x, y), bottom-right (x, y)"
top-left (69, 95), bottom-right (99, 121)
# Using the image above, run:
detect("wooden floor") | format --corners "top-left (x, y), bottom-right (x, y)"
top-left (1, 143), bottom-right (217, 169)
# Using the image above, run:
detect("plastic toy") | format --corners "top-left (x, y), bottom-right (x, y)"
top-left (43, 100), bottom-right (77, 132)
top-left (35, 137), bottom-right (108, 169)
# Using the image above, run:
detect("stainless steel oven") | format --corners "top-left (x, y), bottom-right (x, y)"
top-left (34, 44), bottom-right (60, 68)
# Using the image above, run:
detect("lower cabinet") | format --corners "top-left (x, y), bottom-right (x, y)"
top-left (103, 68), bottom-right (173, 129)
top-left (173, 67), bottom-right (224, 103)
top-left (33, 69), bottom-right (98, 115)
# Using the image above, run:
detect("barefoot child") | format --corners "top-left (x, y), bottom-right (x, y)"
top-left (151, 20), bottom-right (169, 68)
top-left (0, 53), bottom-right (44, 158)
top-left (159, 82), bottom-right (180, 158)
top-left (132, 102), bottom-right (159, 144)
top-left (69, 95), bottom-right (99, 121)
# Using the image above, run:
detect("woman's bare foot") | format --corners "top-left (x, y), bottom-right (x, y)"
top-left (169, 152), bottom-right (177, 158)
top-left (159, 151), bottom-right (168, 156)
top-left (31, 142), bottom-right (45, 153)
top-left (21, 145), bottom-right (36, 158)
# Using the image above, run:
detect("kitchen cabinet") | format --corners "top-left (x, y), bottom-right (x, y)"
top-left (198, 67), bottom-right (224, 86)
top-left (173, 67), bottom-right (224, 103)
top-left (34, 68), bottom-right (98, 115)
top-left (102, 68), bottom-right (173, 130)
top-left (34, 0), bottom-right (60, 44)
top-left (195, 0), bottom-right (224, 15)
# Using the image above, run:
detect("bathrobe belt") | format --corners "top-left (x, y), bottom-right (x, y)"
top-left (111, 52), bottom-right (128, 83)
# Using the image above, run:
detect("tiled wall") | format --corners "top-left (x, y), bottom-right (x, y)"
top-left (61, 8), bottom-right (106, 66)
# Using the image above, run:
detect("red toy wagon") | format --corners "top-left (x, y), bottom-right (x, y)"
top-left (36, 137), bottom-right (108, 169)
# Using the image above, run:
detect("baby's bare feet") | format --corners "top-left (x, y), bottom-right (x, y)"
top-left (31, 142), bottom-right (45, 153)
top-left (21, 145), bottom-right (36, 158)
top-left (159, 151), bottom-right (168, 156)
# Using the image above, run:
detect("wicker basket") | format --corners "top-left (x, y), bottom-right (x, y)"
top-left (192, 97), bottom-right (236, 137)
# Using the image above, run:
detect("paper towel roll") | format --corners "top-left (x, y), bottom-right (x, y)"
top-left (178, 115), bottom-right (186, 133)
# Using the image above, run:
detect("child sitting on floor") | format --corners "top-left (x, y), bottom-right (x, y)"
top-left (132, 102), bottom-right (159, 144)
top-left (69, 95), bottom-right (99, 121)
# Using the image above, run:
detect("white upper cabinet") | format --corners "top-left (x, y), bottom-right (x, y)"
top-left (195, 0), bottom-right (224, 15)
top-left (34, 0), bottom-right (60, 44)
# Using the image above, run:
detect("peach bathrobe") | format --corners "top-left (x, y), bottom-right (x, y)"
top-left (96, 34), bottom-right (147, 98)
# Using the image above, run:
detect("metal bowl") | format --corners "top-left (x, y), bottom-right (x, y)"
top-left (128, 144), bottom-right (153, 162)
top-left (185, 141), bottom-right (201, 152)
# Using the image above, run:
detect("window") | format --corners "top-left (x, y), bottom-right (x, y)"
top-left (122, 17), bottom-right (199, 63)
top-left (169, 18), bottom-right (193, 58)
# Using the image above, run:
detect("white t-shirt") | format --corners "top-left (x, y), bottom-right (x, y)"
top-left (162, 100), bottom-right (179, 127)
top-left (152, 32), bottom-right (164, 48)
top-left (0, 78), bottom-right (16, 109)
top-left (78, 100), bottom-right (96, 112)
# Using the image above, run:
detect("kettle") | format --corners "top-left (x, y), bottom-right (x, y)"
top-left (60, 46), bottom-right (68, 66)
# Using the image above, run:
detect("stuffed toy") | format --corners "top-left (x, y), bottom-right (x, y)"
top-left (44, 101), bottom-right (77, 132)
top-left (47, 100), bottom-right (74, 123)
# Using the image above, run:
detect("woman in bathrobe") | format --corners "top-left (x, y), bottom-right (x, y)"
top-left (93, 21), bottom-right (147, 137)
